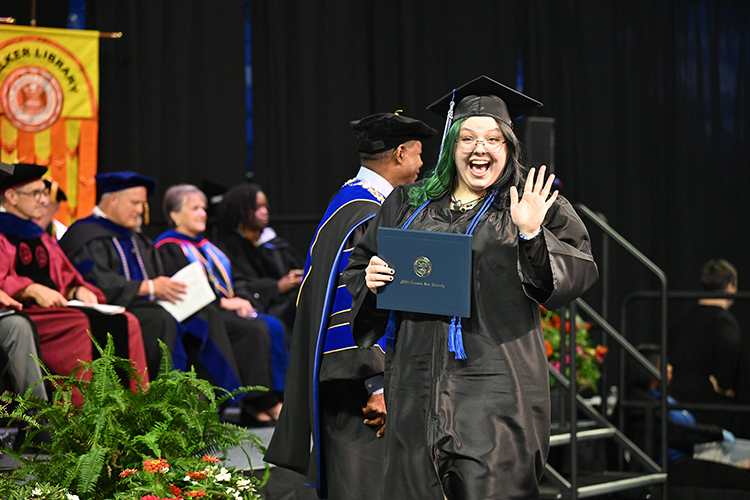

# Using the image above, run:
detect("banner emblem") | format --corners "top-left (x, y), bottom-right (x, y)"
top-left (1, 66), bottom-right (63, 132)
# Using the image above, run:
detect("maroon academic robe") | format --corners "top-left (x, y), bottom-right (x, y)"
top-left (0, 232), bottom-right (148, 404)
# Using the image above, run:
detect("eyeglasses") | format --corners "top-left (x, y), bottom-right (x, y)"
top-left (16, 189), bottom-right (49, 201)
top-left (456, 136), bottom-right (506, 153)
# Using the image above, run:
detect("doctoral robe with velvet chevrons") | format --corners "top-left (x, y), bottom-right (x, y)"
top-left (265, 178), bottom-right (388, 500)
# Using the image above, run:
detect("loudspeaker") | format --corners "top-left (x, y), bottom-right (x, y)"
top-left (522, 117), bottom-right (555, 174)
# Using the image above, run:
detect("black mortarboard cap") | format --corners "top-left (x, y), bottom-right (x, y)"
top-left (350, 112), bottom-right (437, 154)
top-left (96, 171), bottom-right (156, 196)
top-left (43, 179), bottom-right (67, 202)
top-left (426, 75), bottom-right (543, 128)
top-left (0, 163), bottom-right (48, 191)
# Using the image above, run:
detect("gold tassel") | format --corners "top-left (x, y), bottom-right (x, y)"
top-left (143, 201), bottom-right (150, 225)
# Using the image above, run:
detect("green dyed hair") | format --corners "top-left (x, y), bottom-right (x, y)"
top-left (408, 117), bottom-right (526, 207)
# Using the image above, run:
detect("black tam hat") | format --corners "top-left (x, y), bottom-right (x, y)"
top-left (95, 171), bottom-right (157, 196)
top-left (350, 112), bottom-right (437, 154)
top-left (427, 75), bottom-right (542, 129)
top-left (43, 179), bottom-right (67, 202)
top-left (0, 163), bottom-right (48, 192)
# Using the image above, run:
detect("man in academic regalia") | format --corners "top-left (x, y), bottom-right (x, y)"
top-left (59, 171), bottom-right (242, 392)
top-left (264, 113), bottom-right (436, 499)
top-left (0, 163), bottom-right (148, 403)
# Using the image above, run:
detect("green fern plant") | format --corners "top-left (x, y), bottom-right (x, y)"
top-left (0, 335), bottom-right (266, 499)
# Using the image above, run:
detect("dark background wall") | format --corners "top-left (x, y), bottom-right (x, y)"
top-left (4, 1), bottom-right (750, 354)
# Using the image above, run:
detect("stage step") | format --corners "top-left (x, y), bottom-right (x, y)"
top-left (540, 471), bottom-right (667, 499)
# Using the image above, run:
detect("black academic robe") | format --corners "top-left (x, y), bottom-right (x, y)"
top-left (342, 183), bottom-right (598, 500)
top-left (265, 180), bottom-right (386, 500)
top-left (214, 227), bottom-right (302, 332)
top-left (59, 217), bottom-right (241, 390)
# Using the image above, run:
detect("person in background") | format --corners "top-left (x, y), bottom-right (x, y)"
top-left (265, 111), bottom-right (437, 499)
top-left (342, 76), bottom-right (598, 499)
top-left (669, 258), bottom-right (748, 437)
top-left (214, 183), bottom-right (303, 333)
top-left (626, 344), bottom-right (750, 492)
top-left (32, 179), bottom-right (68, 241)
top-left (0, 163), bottom-right (148, 405)
top-left (156, 184), bottom-right (286, 424)
top-left (59, 172), bottom-right (241, 395)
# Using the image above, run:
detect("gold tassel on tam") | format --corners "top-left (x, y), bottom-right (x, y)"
top-left (143, 201), bottom-right (150, 225)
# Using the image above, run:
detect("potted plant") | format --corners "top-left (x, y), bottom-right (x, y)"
top-left (540, 306), bottom-right (608, 392)
top-left (0, 336), bottom-right (266, 500)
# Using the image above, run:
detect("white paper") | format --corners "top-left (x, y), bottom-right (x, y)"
top-left (157, 261), bottom-right (217, 322)
top-left (67, 300), bottom-right (126, 315)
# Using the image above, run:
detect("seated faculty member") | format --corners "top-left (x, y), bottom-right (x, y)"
top-left (59, 171), bottom-right (243, 393)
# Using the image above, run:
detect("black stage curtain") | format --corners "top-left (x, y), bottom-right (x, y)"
top-left (3, 1), bottom-right (749, 349)
top-left (3, 0), bottom-right (248, 229)
top-left (251, 1), bottom-right (750, 350)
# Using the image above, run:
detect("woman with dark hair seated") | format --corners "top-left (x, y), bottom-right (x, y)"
top-left (156, 184), bottom-right (286, 425)
top-left (213, 183), bottom-right (303, 334)
top-left (626, 344), bottom-right (750, 492)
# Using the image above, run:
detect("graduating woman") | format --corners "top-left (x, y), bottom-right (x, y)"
top-left (155, 184), bottom-right (286, 424)
top-left (342, 76), bottom-right (599, 500)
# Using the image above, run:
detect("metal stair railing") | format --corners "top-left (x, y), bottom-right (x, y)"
top-left (541, 203), bottom-right (670, 499)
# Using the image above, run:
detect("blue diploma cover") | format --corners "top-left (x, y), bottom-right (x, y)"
top-left (377, 227), bottom-right (472, 317)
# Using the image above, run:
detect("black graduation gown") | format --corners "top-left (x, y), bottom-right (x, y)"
top-left (342, 184), bottom-right (598, 500)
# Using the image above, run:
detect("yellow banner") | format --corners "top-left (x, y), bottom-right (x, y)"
top-left (0, 25), bottom-right (100, 223)
top-left (0, 25), bottom-right (99, 129)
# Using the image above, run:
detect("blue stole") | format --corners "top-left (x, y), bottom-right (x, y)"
top-left (155, 230), bottom-right (234, 298)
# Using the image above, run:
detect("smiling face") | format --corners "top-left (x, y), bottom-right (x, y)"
top-left (453, 116), bottom-right (508, 199)
top-left (5, 179), bottom-right (49, 220)
top-left (172, 192), bottom-right (207, 237)
top-left (106, 186), bottom-right (147, 229)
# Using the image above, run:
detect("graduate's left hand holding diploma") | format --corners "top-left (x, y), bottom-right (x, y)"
top-left (365, 255), bottom-right (395, 293)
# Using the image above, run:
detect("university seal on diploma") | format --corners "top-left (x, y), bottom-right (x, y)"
top-left (377, 227), bottom-right (472, 317)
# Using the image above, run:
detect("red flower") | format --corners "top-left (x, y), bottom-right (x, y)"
top-left (201, 455), bottom-right (221, 464)
top-left (545, 341), bottom-right (554, 358)
top-left (140, 496), bottom-right (160, 500)
top-left (143, 458), bottom-right (170, 473)
top-left (184, 491), bottom-right (207, 498)
top-left (595, 345), bottom-right (609, 356)
top-left (169, 484), bottom-right (183, 497)
top-left (186, 471), bottom-right (208, 481)
top-left (119, 468), bottom-right (138, 478)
